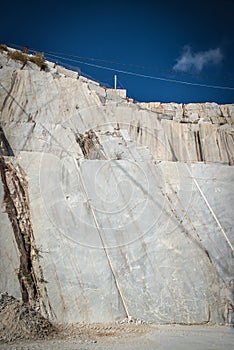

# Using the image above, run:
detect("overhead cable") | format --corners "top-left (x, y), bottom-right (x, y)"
top-left (45, 52), bottom-right (234, 90)
top-left (6, 42), bottom-right (234, 90)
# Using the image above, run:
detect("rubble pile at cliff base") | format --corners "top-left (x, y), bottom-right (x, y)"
top-left (0, 293), bottom-right (55, 343)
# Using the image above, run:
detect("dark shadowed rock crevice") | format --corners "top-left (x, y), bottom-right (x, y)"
top-left (0, 157), bottom-right (37, 304)
top-left (0, 157), bottom-right (54, 319)
top-left (0, 127), bottom-right (14, 156)
top-left (76, 130), bottom-right (107, 159)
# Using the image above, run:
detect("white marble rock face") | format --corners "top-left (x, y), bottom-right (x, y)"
top-left (0, 48), bottom-right (233, 325)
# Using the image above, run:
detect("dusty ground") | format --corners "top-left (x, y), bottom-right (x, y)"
top-left (0, 294), bottom-right (233, 349)
top-left (0, 324), bottom-right (233, 350)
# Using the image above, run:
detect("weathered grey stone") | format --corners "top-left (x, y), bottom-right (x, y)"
top-left (2, 151), bottom-right (232, 324)
top-left (0, 62), bottom-right (233, 163)
top-left (107, 89), bottom-right (127, 99)
top-left (56, 65), bottom-right (79, 79)
top-left (0, 180), bottom-right (21, 299)
top-left (106, 89), bottom-right (126, 102)
top-left (88, 83), bottom-right (107, 99)
top-left (0, 50), bottom-right (8, 63)
top-left (0, 47), bottom-right (233, 325)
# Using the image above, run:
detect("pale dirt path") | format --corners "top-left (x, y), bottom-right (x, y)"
top-left (0, 325), bottom-right (233, 350)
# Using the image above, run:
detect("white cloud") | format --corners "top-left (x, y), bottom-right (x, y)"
top-left (173, 46), bottom-right (223, 72)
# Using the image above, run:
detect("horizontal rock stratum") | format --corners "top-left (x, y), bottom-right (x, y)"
top-left (0, 47), bottom-right (233, 325)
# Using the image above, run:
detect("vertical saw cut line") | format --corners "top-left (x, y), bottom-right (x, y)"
top-left (73, 158), bottom-right (130, 319)
top-left (186, 165), bottom-right (234, 252)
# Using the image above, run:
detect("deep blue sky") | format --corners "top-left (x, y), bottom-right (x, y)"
top-left (1, 0), bottom-right (234, 103)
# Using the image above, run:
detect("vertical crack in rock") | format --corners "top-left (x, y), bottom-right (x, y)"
top-left (194, 131), bottom-right (203, 162)
top-left (221, 129), bottom-right (234, 165)
top-left (0, 72), bottom-right (17, 112)
top-left (0, 157), bottom-right (55, 318)
top-left (137, 121), bottom-right (140, 134)
top-left (0, 127), bottom-right (14, 156)
top-left (0, 157), bottom-right (36, 304)
top-left (76, 129), bottom-right (107, 159)
top-left (167, 139), bottom-right (178, 162)
top-left (216, 135), bottom-right (222, 162)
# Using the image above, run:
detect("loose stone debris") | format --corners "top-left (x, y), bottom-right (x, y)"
top-left (0, 293), bottom-right (55, 343)
top-left (116, 316), bottom-right (149, 325)
top-left (0, 293), bottom-right (151, 345)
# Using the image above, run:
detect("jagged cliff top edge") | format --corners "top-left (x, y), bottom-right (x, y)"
top-left (0, 45), bottom-right (233, 109)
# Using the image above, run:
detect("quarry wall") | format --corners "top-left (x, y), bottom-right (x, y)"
top-left (0, 48), bottom-right (233, 324)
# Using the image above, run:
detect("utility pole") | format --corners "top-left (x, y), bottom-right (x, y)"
top-left (114, 74), bottom-right (117, 90)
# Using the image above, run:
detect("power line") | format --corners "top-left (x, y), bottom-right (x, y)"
top-left (45, 49), bottom-right (234, 82)
top-left (45, 52), bottom-right (234, 90)
top-left (7, 42), bottom-right (234, 82)
top-left (5, 42), bottom-right (234, 90)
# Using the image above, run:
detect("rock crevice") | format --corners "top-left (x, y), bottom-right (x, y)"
top-left (0, 157), bottom-right (37, 304)
top-left (0, 157), bottom-right (54, 319)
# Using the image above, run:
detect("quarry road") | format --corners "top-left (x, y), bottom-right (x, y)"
top-left (1, 325), bottom-right (233, 350)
